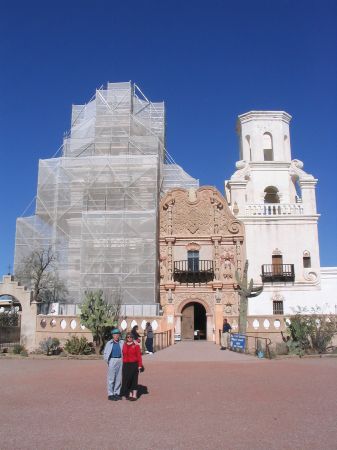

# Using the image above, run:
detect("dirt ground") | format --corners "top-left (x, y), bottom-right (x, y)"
top-left (0, 343), bottom-right (336, 450)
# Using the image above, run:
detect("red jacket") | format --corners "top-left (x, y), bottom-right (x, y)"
top-left (122, 342), bottom-right (143, 367)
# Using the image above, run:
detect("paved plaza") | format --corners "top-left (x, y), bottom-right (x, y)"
top-left (0, 342), bottom-right (337, 450)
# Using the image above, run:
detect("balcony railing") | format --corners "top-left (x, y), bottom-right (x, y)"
top-left (261, 264), bottom-right (295, 282)
top-left (173, 260), bottom-right (214, 284)
top-left (244, 203), bottom-right (304, 216)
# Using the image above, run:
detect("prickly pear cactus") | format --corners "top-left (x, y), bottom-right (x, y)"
top-left (235, 260), bottom-right (263, 334)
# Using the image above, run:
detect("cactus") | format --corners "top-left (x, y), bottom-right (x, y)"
top-left (235, 260), bottom-right (263, 334)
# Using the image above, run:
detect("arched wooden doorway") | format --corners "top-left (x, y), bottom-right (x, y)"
top-left (181, 302), bottom-right (206, 340)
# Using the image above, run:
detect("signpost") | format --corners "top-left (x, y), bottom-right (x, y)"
top-left (230, 333), bottom-right (246, 350)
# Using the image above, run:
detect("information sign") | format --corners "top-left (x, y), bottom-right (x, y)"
top-left (230, 333), bottom-right (246, 350)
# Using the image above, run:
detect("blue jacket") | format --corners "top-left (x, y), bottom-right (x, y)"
top-left (103, 339), bottom-right (124, 363)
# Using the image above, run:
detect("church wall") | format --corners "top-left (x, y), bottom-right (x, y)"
top-left (172, 242), bottom-right (213, 261)
top-left (249, 284), bottom-right (337, 316)
top-left (247, 166), bottom-right (294, 204)
top-left (244, 220), bottom-right (321, 284)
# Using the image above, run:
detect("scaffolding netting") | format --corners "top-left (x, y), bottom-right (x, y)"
top-left (14, 82), bottom-right (198, 310)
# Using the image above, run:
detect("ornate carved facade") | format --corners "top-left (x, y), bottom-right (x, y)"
top-left (160, 187), bottom-right (245, 341)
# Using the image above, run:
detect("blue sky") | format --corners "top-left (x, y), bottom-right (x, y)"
top-left (1, 0), bottom-right (336, 273)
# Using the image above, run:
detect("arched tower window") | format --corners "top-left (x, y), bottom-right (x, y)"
top-left (245, 135), bottom-right (252, 161)
top-left (263, 132), bottom-right (274, 161)
top-left (264, 186), bottom-right (280, 204)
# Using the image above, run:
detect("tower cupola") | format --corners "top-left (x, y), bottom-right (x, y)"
top-left (237, 111), bottom-right (292, 163)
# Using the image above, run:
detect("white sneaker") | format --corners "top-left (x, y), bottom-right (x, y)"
top-left (149, 352), bottom-right (153, 355)
top-left (145, 351), bottom-right (149, 354)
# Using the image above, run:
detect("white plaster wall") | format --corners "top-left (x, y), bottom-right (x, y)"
top-left (244, 220), bottom-right (320, 281)
top-left (319, 268), bottom-right (337, 313)
top-left (249, 268), bottom-right (337, 315)
top-left (247, 166), bottom-right (295, 204)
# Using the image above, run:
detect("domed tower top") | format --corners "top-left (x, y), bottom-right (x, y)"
top-left (237, 111), bottom-right (292, 163)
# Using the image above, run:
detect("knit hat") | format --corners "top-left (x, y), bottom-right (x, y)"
top-left (111, 328), bottom-right (121, 335)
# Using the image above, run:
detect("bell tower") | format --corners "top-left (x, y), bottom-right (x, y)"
top-left (226, 111), bottom-right (321, 315)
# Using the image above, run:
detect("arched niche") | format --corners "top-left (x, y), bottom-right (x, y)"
top-left (264, 186), bottom-right (280, 204)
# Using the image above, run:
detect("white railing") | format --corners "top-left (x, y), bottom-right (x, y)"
top-left (229, 316), bottom-right (288, 332)
top-left (244, 203), bottom-right (304, 216)
top-left (36, 315), bottom-right (163, 334)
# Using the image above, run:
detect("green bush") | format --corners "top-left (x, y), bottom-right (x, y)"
top-left (12, 344), bottom-right (26, 355)
top-left (64, 336), bottom-right (92, 355)
top-left (287, 340), bottom-right (305, 357)
top-left (284, 307), bottom-right (337, 356)
top-left (39, 337), bottom-right (61, 355)
top-left (80, 289), bottom-right (121, 353)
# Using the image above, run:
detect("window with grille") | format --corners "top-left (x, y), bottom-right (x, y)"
top-left (273, 300), bottom-right (284, 315)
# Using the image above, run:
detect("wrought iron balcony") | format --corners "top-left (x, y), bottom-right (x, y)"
top-left (173, 260), bottom-right (214, 284)
top-left (261, 264), bottom-right (295, 283)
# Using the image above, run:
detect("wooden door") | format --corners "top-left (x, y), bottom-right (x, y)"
top-left (272, 254), bottom-right (283, 275)
top-left (182, 304), bottom-right (194, 340)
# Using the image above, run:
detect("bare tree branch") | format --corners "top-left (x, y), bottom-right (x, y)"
top-left (15, 246), bottom-right (68, 305)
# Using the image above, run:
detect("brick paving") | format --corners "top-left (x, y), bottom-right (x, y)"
top-left (0, 342), bottom-right (336, 450)
top-left (149, 340), bottom-right (263, 362)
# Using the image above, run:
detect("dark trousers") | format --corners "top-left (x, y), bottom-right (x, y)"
top-left (121, 362), bottom-right (139, 395)
top-left (145, 337), bottom-right (153, 353)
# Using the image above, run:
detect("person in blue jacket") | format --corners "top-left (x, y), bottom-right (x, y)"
top-left (103, 328), bottom-right (124, 401)
top-left (221, 318), bottom-right (232, 350)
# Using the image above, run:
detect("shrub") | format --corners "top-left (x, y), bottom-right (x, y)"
top-left (12, 344), bottom-right (26, 355)
top-left (64, 336), bottom-right (92, 355)
top-left (284, 307), bottom-right (337, 356)
top-left (80, 289), bottom-right (121, 353)
top-left (39, 337), bottom-right (61, 355)
top-left (287, 340), bottom-right (305, 357)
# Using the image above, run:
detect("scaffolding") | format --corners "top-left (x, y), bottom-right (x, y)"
top-left (14, 82), bottom-right (198, 311)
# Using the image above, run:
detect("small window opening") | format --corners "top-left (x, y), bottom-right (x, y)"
top-left (273, 301), bottom-right (284, 315)
top-left (303, 256), bottom-right (311, 268)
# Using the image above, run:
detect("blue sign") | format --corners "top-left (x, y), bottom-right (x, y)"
top-left (230, 333), bottom-right (246, 350)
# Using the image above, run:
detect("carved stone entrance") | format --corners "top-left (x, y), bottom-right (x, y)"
top-left (181, 302), bottom-right (206, 340)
